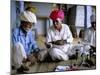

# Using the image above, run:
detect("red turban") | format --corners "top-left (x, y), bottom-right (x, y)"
top-left (50, 10), bottom-right (64, 21)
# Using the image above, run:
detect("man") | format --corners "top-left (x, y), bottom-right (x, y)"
top-left (79, 14), bottom-right (96, 66)
top-left (46, 9), bottom-right (73, 61)
top-left (84, 14), bottom-right (96, 49)
top-left (12, 10), bottom-right (39, 72)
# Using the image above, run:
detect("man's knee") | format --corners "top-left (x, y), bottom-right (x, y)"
top-left (14, 42), bottom-right (23, 48)
top-left (49, 48), bottom-right (58, 56)
top-left (13, 42), bottom-right (27, 61)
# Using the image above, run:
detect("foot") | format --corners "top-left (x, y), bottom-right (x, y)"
top-left (17, 65), bottom-right (29, 73)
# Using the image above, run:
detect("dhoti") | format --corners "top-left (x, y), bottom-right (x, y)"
top-left (49, 44), bottom-right (72, 61)
top-left (12, 42), bottom-right (27, 69)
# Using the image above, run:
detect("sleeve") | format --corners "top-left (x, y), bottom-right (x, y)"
top-left (12, 28), bottom-right (19, 45)
top-left (46, 29), bottom-right (53, 48)
top-left (29, 31), bottom-right (38, 50)
top-left (65, 25), bottom-right (73, 43)
top-left (46, 29), bottom-right (52, 43)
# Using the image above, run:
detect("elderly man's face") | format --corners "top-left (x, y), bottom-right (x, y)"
top-left (21, 21), bottom-right (33, 32)
top-left (53, 20), bottom-right (62, 30)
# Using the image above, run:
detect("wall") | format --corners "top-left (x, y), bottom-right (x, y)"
top-left (35, 19), bottom-right (46, 35)
top-left (75, 6), bottom-right (92, 28)
top-left (75, 6), bottom-right (92, 36)
top-left (31, 2), bottom-right (53, 35)
top-left (31, 2), bottom-right (52, 17)
top-left (11, 1), bottom-right (16, 29)
top-left (11, 1), bottom-right (94, 37)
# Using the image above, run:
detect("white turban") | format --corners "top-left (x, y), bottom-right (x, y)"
top-left (90, 14), bottom-right (96, 22)
top-left (20, 11), bottom-right (37, 23)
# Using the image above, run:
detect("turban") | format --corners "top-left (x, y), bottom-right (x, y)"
top-left (20, 11), bottom-right (37, 23)
top-left (90, 14), bottom-right (96, 23)
top-left (50, 10), bottom-right (64, 21)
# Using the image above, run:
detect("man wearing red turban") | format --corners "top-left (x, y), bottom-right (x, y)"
top-left (46, 9), bottom-right (73, 61)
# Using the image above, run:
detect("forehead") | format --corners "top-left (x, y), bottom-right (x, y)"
top-left (22, 21), bottom-right (32, 25)
top-left (24, 21), bottom-right (32, 24)
top-left (21, 21), bottom-right (33, 28)
top-left (53, 20), bottom-right (59, 23)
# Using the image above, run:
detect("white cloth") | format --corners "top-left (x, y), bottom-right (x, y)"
top-left (46, 24), bottom-right (73, 60)
top-left (84, 27), bottom-right (96, 47)
top-left (20, 11), bottom-right (37, 23)
top-left (12, 42), bottom-right (27, 69)
top-left (69, 43), bottom-right (90, 56)
top-left (55, 65), bottom-right (70, 71)
top-left (49, 44), bottom-right (72, 61)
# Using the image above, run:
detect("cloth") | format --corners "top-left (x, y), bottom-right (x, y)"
top-left (55, 65), bottom-right (70, 71)
top-left (68, 42), bottom-right (90, 56)
top-left (46, 24), bottom-right (73, 60)
top-left (20, 11), bottom-right (37, 23)
top-left (49, 44), bottom-right (71, 61)
top-left (84, 27), bottom-right (96, 47)
top-left (12, 27), bottom-right (38, 55)
top-left (12, 42), bottom-right (27, 69)
top-left (55, 65), bottom-right (78, 72)
top-left (50, 10), bottom-right (64, 21)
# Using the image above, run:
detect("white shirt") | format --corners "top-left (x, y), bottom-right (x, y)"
top-left (46, 24), bottom-right (73, 44)
top-left (84, 27), bottom-right (96, 47)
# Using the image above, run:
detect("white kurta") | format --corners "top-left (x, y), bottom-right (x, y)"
top-left (84, 27), bottom-right (96, 47)
top-left (46, 24), bottom-right (73, 61)
top-left (12, 42), bottom-right (27, 69)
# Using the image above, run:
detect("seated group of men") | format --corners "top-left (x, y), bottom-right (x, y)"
top-left (12, 7), bottom-right (96, 72)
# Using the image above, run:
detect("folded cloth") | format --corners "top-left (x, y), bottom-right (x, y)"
top-left (55, 65), bottom-right (70, 72)
top-left (55, 65), bottom-right (78, 72)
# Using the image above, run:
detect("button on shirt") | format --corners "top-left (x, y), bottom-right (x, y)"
top-left (12, 27), bottom-right (38, 55)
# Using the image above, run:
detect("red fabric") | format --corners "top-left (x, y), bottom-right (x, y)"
top-left (50, 10), bottom-right (64, 21)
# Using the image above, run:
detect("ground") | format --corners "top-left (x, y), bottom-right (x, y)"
top-left (11, 35), bottom-right (96, 75)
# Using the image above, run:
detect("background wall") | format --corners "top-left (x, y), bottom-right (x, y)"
top-left (11, 1), bottom-right (16, 29)
top-left (11, 1), bottom-right (95, 37)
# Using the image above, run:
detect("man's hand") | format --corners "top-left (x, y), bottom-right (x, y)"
top-left (45, 43), bottom-right (51, 48)
top-left (31, 48), bottom-right (40, 54)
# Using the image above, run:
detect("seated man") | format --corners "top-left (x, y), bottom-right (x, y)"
top-left (12, 10), bottom-right (39, 72)
top-left (84, 14), bottom-right (96, 52)
top-left (45, 9), bottom-right (73, 61)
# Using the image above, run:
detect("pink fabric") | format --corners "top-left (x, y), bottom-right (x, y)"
top-left (50, 10), bottom-right (64, 21)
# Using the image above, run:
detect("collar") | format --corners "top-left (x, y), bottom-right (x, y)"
top-left (19, 28), bottom-right (30, 36)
